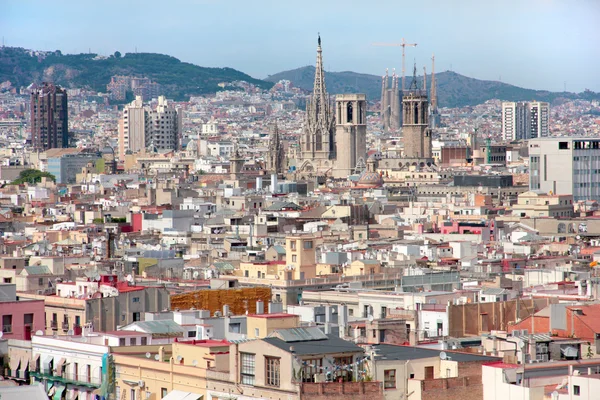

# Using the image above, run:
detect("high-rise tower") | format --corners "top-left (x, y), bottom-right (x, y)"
top-left (402, 66), bottom-right (432, 159)
top-left (334, 94), bottom-right (367, 178)
top-left (30, 82), bottom-right (69, 150)
top-left (298, 35), bottom-right (336, 173)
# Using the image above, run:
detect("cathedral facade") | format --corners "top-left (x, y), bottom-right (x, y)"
top-left (297, 36), bottom-right (366, 179)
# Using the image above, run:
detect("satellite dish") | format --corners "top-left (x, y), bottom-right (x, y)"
top-left (192, 360), bottom-right (198, 366)
top-left (440, 351), bottom-right (447, 360)
top-left (146, 352), bottom-right (151, 359)
top-left (35, 330), bottom-right (44, 336)
top-left (126, 274), bottom-right (133, 282)
top-left (520, 341), bottom-right (527, 349)
top-left (368, 315), bottom-right (374, 322)
top-left (193, 271), bottom-right (199, 279)
top-left (176, 355), bottom-right (183, 362)
top-left (154, 354), bottom-right (160, 361)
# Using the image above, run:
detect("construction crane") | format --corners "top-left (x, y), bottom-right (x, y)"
top-left (372, 38), bottom-right (417, 92)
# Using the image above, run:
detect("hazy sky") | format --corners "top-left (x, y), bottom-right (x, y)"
top-left (2, 0), bottom-right (599, 92)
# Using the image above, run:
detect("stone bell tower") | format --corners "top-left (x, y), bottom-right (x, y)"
top-left (334, 94), bottom-right (367, 178)
top-left (402, 66), bottom-right (432, 159)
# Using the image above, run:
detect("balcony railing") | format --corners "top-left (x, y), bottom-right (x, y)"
top-left (50, 321), bottom-right (58, 330)
top-left (62, 322), bottom-right (69, 331)
top-left (206, 368), bottom-right (232, 382)
top-left (30, 368), bottom-right (102, 387)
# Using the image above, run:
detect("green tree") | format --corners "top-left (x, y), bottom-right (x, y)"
top-left (114, 51), bottom-right (121, 58)
top-left (11, 169), bottom-right (56, 185)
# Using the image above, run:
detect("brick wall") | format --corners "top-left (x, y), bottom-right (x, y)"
top-left (420, 376), bottom-right (483, 400)
top-left (300, 381), bottom-right (384, 400)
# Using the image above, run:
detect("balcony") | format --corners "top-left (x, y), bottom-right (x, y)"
top-left (62, 322), bottom-right (70, 331)
top-left (50, 321), bottom-right (58, 330)
top-left (30, 369), bottom-right (102, 388)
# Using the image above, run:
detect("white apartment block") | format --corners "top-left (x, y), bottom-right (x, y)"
top-left (529, 137), bottom-right (600, 202)
top-left (119, 96), bottom-right (182, 159)
top-left (502, 101), bottom-right (549, 141)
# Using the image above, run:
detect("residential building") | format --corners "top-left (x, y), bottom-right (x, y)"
top-left (30, 83), bottom-right (69, 150)
top-left (512, 191), bottom-right (574, 218)
top-left (502, 101), bottom-right (549, 141)
top-left (119, 95), bottom-right (146, 159)
top-left (0, 284), bottom-right (45, 341)
top-left (529, 137), bottom-right (600, 201)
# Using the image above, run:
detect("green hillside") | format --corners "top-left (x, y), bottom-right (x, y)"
top-left (0, 47), bottom-right (273, 100)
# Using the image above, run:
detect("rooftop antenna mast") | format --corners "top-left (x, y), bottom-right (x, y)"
top-left (423, 66), bottom-right (427, 92)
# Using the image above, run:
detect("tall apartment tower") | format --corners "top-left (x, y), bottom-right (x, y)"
top-left (402, 84), bottom-right (432, 159)
top-left (146, 96), bottom-right (182, 151)
top-left (334, 94), bottom-right (367, 178)
top-left (30, 83), bottom-right (69, 150)
top-left (529, 101), bottom-right (550, 138)
top-left (118, 95), bottom-right (181, 159)
top-left (502, 101), bottom-right (549, 141)
top-left (119, 96), bottom-right (146, 159)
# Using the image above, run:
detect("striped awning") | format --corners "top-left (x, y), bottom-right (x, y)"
top-left (55, 358), bottom-right (67, 375)
top-left (9, 356), bottom-right (20, 373)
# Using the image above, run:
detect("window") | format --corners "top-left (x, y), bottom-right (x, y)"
top-left (3, 278), bottom-right (11, 283)
top-left (132, 297), bottom-right (140, 303)
top-left (265, 357), bottom-right (281, 387)
top-left (38, 278), bottom-right (44, 286)
top-left (133, 312), bottom-right (140, 322)
top-left (303, 241), bottom-right (313, 249)
top-left (574, 385), bottom-right (580, 395)
top-left (131, 388), bottom-right (136, 400)
top-left (119, 338), bottom-right (126, 346)
top-left (302, 358), bottom-right (322, 382)
top-left (2, 315), bottom-right (12, 333)
top-left (290, 240), bottom-right (296, 250)
top-left (292, 255), bottom-right (297, 262)
top-left (384, 369), bottom-right (396, 389)
top-left (131, 338), bottom-right (137, 345)
top-left (255, 328), bottom-right (260, 337)
top-left (141, 337), bottom-right (147, 345)
top-left (161, 388), bottom-right (167, 398)
top-left (230, 323), bottom-right (241, 333)
top-left (188, 331), bottom-right (195, 338)
top-left (240, 353), bottom-right (255, 385)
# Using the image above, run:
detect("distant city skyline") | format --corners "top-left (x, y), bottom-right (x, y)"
top-left (2, 0), bottom-right (599, 92)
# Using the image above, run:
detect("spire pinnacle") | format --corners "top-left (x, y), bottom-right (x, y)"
top-left (318, 33), bottom-right (321, 47)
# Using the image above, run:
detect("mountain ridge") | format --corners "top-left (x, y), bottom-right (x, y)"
top-left (265, 65), bottom-right (599, 108)
top-left (0, 46), bottom-right (273, 100)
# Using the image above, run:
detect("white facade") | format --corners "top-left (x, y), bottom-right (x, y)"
top-left (529, 137), bottom-right (600, 202)
top-left (31, 335), bottom-right (107, 400)
top-left (502, 101), bottom-right (549, 141)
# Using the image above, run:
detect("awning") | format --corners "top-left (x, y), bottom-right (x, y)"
top-left (55, 358), bottom-right (67, 375)
top-left (44, 355), bottom-right (54, 372)
top-left (9, 356), bottom-right (20, 372)
top-left (31, 353), bottom-right (41, 367)
top-left (53, 385), bottom-right (66, 400)
top-left (19, 358), bottom-right (29, 375)
top-left (162, 390), bottom-right (203, 400)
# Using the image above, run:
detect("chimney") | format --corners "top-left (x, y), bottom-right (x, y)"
top-left (158, 346), bottom-right (165, 362)
top-left (256, 300), bottom-right (264, 315)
